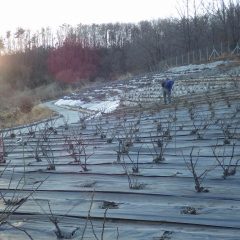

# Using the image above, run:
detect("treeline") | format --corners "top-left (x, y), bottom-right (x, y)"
top-left (0, 0), bottom-right (240, 89)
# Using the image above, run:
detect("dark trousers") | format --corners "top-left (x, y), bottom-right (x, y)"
top-left (163, 88), bottom-right (171, 104)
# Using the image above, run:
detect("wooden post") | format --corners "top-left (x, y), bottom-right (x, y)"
top-left (0, 137), bottom-right (5, 163)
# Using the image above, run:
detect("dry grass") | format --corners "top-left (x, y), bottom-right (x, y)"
top-left (32, 82), bottom-right (74, 101)
top-left (0, 78), bottom-right (96, 129)
top-left (0, 82), bottom-right (60, 129)
top-left (0, 105), bottom-right (56, 129)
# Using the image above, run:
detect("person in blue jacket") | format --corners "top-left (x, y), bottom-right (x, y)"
top-left (161, 78), bottom-right (174, 104)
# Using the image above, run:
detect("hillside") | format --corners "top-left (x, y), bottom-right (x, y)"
top-left (0, 59), bottom-right (240, 239)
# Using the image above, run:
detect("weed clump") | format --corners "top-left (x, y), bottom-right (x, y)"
top-left (18, 95), bottom-right (34, 113)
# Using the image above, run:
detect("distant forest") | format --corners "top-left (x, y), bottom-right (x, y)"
top-left (0, 0), bottom-right (240, 89)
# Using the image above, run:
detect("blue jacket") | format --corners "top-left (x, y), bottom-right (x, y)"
top-left (162, 79), bottom-right (174, 91)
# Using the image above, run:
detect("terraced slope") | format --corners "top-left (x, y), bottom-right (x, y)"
top-left (1, 61), bottom-right (240, 239)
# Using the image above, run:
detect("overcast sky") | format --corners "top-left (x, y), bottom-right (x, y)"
top-left (0, 0), bottom-right (179, 34)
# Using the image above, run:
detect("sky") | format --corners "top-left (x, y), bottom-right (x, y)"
top-left (0, 0), bottom-right (179, 35)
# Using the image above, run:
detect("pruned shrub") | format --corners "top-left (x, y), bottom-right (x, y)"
top-left (18, 95), bottom-right (34, 113)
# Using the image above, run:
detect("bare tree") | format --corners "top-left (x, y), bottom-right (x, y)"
top-left (64, 132), bottom-right (93, 172)
top-left (0, 164), bottom-right (45, 240)
top-left (182, 147), bottom-right (212, 192)
top-left (212, 140), bottom-right (239, 179)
